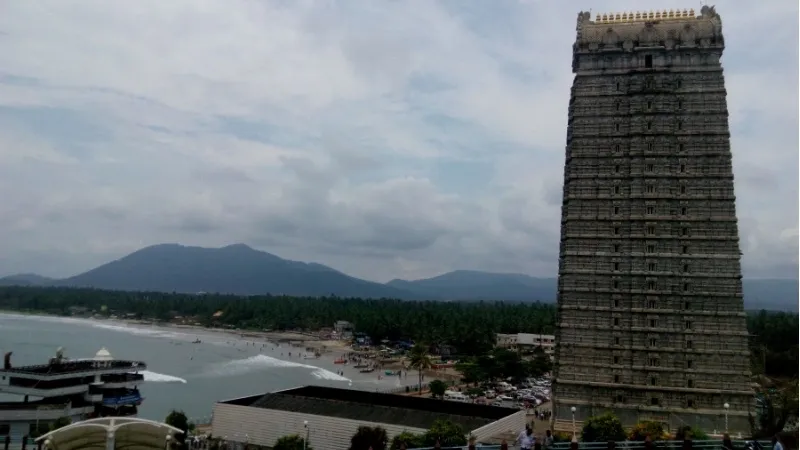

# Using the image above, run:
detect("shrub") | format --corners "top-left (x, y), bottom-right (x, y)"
top-left (674, 426), bottom-right (709, 440)
top-left (551, 431), bottom-right (573, 443)
top-left (390, 432), bottom-right (424, 450)
top-left (350, 426), bottom-right (388, 450)
top-left (581, 413), bottom-right (627, 443)
top-left (274, 434), bottom-right (312, 450)
top-left (628, 421), bottom-right (667, 441)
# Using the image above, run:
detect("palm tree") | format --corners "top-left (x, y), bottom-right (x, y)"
top-left (407, 343), bottom-right (433, 395)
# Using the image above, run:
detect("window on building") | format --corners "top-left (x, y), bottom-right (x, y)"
top-left (649, 338), bottom-right (657, 346)
top-left (613, 280), bottom-right (619, 289)
top-left (680, 164), bottom-right (686, 173)
top-left (614, 186), bottom-right (620, 194)
top-left (684, 301), bottom-right (691, 310)
top-left (613, 206), bottom-right (620, 215)
top-left (681, 207), bottom-right (687, 215)
top-left (614, 356), bottom-right (620, 364)
top-left (647, 121), bottom-right (652, 130)
top-left (648, 262), bottom-right (657, 271)
top-left (614, 227), bottom-right (620, 236)
top-left (614, 262), bottom-right (620, 271)
top-left (615, 144), bottom-right (621, 152)
top-left (0, 425), bottom-right (8, 436)
top-left (677, 79), bottom-right (683, 88)
top-left (614, 244), bottom-right (621, 252)
top-left (651, 397), bottom-right (659, 406)
top-left (646, 225), bottom-right (655, 235)
top-left (614, 375), bottom-right (620, 383)
top-left (687, 380), bottom-right (695, 389)
top-left (683, 264), bottom-right (689, 273)
top-left (685, 320), bottom-right (692, 330)
top-left (686, 340), bottom-right (693, 349)
top-left (615, 165), bottom-right (620, 173)
top-left (680, 185), bottom-right (687, 194)
top-left (647, 299), bottom-right (656, 309)
top-left (615, 123), bottom-right (620, 132)
top-left (650, 377), bottom-right (657, 386)
top-left (616, 102), bottom-right (621, 111)
top-left (649, 319), bottom-right (657, 327)
top-left (646, 164), bottom-right (654, 172)
top-left (614, 298), bottom-right (620, 307)
top-left (646, 185), bottom-right (655, 193)
top-left (682, 245), bottom-right (688, 253)
top-left (647, 142), bottom-right (653, 151)
top-left (613, 318), bottom-right (620, 326)
top-left (616, 394), bottom-right (626, 403)
top-left (687, 360), bottom-right (694, 369)
top-left (647, 101), bottom-right (653, 110)
top-left (616, 82), bottom-right (621, 91)
top-left (645, 55), bottom-right (653, 68)
top-left (648, 357), bottom-right (660, 366)
top-left (646, 244), bottom-right (656, 253)
top-left (683, 283), bottom-right (689, 291)
top-left (647, 280), bottom-right (656, 290)
top-left (614, 337), bottom-right (620, 345)
top-left (646, 206), bottom-right (655, 215)
top-left (681, 227), bottom-right (689, 236)
top-left (677, 121), bottom-right (683, 130)
top-left (687, 399), bottom-right (695, 407)
top-left (678, 100), bottom-right (683, 110)
top-left (679, 143), bottom-right (685, 152)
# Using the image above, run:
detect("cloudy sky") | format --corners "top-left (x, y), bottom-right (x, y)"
top-left (0, 0), bottom-right (797, 282)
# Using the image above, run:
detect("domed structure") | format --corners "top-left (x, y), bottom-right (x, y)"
top-left (36, 417), bottom-right (183, 450)
top-left (93, 347), bottom-right (113, 362)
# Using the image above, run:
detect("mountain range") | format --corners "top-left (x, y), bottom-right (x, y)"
top-left (0, 243), bottom-right (797, 311)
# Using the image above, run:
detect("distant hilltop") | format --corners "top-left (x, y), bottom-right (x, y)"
top-left (0, 243), bottom-right (796, 311)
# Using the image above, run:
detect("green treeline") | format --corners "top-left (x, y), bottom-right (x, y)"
top-left (0, 286), bottom-right (796, 377)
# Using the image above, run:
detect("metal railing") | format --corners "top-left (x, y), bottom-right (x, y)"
top-left (408, 441), bottom-right (773, 450)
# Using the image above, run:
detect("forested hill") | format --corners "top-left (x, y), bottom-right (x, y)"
top-left (0, 286), bottom-right (796, 378)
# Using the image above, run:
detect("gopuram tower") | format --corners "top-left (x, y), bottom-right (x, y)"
top-left (552, 7), bottom-right (753, 433)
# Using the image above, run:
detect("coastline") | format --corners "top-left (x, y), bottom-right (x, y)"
top-left (0, 310), bottom-right (460, 386)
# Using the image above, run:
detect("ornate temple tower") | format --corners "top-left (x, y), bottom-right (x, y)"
top-left (552, 7), bottom-right (754, 433)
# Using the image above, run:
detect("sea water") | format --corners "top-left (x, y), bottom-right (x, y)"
top-left (0, 313), bottom-right (412, 422)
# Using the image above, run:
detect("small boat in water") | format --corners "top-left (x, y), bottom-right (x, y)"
top-left (191, 338), bottom-right (201, 344)
top-left (359, 367), bottom-right (375, 373)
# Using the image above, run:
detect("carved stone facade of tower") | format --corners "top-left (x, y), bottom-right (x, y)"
top-left (552, 7), bottom-right (753, 433)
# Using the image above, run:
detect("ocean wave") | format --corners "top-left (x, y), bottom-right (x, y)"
top-left (205, 354), bottom-right (350, 382)
top-left (141, 370), bottom-right (187, 383)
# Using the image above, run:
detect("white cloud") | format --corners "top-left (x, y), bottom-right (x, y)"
top-left (0, 0), bottom-right (796, 282)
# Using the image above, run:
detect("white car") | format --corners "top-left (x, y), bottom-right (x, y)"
top-left (498, 395), bottom-right (514, 401)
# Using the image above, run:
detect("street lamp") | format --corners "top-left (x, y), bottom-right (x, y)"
top-left (570, 406), bottom-right (577, 441)
top-left (723, 403), bottom-right (730, 433)
top-left (303, 421), bottom-right (309, 450)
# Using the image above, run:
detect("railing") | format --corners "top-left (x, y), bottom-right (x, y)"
top-left (2, 359), bottom-right (146, 375)
top-left (408, 441), bottom-right (773, 450)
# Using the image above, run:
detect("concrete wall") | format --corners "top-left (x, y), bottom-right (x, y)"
top-left (212, 403), bottom-right (428, 450)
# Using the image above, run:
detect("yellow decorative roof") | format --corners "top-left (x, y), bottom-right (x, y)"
top-left (594, 9), bottom-right (696, 24)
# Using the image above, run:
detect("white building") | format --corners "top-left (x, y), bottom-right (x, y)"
top-left (212, 386), bottom-right (526, 450)
top-left (496, 333), bottom-right (555, 356)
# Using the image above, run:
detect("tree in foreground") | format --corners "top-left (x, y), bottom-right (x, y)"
top-left (428, 379), bottom-right (448, 399)
top-left (581, 413), bottom-right (626, 443)
top-left (389, 420), bottom-right (466, 450)
top-left (408, 343), bottom-right (433, 395)
top-left (275, 434), bottom-right (312, 450)
top-left (350, 426), bottom-right (388, 450)
top-left (165, 410), bottom-right (189, 449)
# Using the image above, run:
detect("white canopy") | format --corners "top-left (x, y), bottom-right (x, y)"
top-left (36, 417), bottom-right (184, 450)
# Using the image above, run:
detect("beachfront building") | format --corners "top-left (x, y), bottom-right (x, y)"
top-left (552, 7), bottom-right (753, 432)
top-left (0, 347), bottom-right (146, 443)
top-left (211, 386), bottom-right (525, 450)
top-left (496, 333), bottom-right (555, 357)
top-left (333, 321), bottom-right (354, 340)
